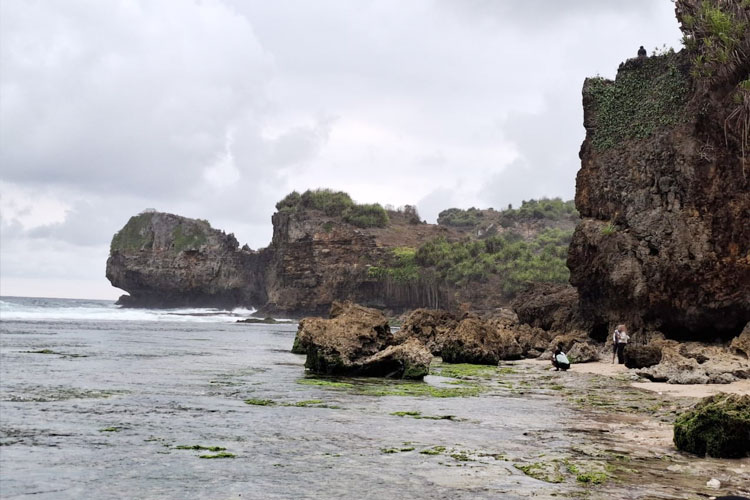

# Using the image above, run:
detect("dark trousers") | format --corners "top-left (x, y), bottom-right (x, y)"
top-left (616, 343), bottom-right (626, 364)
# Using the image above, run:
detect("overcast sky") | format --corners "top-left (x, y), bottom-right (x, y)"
top-left (0, 0), bottom-right (682, 300)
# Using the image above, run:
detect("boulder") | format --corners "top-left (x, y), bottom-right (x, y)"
top-left (441, 317), bottom-right (522, 365)
top-left (624, 345), bottom-right (662, 369)
top-left (673, 393), bottom-right (750, 458)
top-left (355, 338), bottom-right (432, 379)
top-left (567, 342), bottom-right (601, 363)
top-left (730, 323), bottom-right (750, 359)
top-left (294, 301), bottom-right (431, 379)
top-left (394, 308), bottom-right (458, 355)
top-left (295, 301), bottom-right (391, 371)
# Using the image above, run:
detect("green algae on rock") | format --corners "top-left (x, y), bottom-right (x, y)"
top-left (175, 445), bottom-right (226, 452)
top-left (198, 451), bottom-right (236, 459)
top-left (673, 393), bottom-right (750, 458)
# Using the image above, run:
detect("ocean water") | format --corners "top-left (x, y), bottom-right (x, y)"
top-left (0, 296), bottom-right (578, 500)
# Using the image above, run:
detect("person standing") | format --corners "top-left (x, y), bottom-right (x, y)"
top-left (616, 324), bottom-right (629, 364)
top-left (612, 326), bottom-right (621, 363)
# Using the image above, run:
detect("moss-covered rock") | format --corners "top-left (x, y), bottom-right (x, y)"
top-left (673, 393), bottom-right (750, 458)
top-left (295, 301), bottom-right (431, 379)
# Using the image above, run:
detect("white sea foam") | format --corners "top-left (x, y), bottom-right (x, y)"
top-left (0, 297), bottom-right (257, 323)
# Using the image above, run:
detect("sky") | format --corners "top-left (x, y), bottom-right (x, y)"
top-left (0, 0), bottom-right (683, 300)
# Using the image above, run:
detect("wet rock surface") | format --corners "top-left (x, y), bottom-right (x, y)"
top-left (673, 393), bottom-right (750, 458)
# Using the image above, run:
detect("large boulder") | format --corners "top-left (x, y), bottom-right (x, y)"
top-left (355, 339), bottom-right (432, 379)
top-left (730, 323), bottom-right (750, 359)
top-left (624, 344), bottom-right (663, 369)
top-left (441, 317), bottom-right (523, 365)
top-left (293, 301), bottom-right (430, 379)
top-left (394, 308), bottom-right (458, 355)
top-left (567, 342), bottom-right (601, 363)
top-left (673, 393), bottom-right (750, 458)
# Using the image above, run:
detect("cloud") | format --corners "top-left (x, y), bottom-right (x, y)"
top-left (0, 0), bottom-right (272, 196)
top-left (0, 0), bottom-right (684, 298)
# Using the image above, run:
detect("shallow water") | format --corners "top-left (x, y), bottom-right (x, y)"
top-left (1, 315), bottom-right (579, 499)
top-left (2, 298), bottom-right (748, 499)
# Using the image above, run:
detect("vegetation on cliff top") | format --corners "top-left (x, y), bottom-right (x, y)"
top-left (276, 189), bottom-right (390, 228)
top-left (678, 0), bottom-right (749, 83)
top-left (110, 212), bottom-right (211, 253)
top-left (369, 228), bottom-right (572, 297)
top-left (110, 213), bottom-right (155, 252)
top-left (438, 198), bottom-right (577, 228)
top-left (586, 52), bottom-right (690, 151)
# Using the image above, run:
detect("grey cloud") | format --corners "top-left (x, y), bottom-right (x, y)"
top-left (0, 0), bottom-right (684, 298)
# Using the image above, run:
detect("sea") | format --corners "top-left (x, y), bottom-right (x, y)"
top-left (0, 296), bottom-right (583, 499)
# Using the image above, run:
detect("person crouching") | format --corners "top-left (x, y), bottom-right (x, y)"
top-left (552, 346), bottom-right (570, 371)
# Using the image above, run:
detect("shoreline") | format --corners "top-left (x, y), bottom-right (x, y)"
top-left (517, 358), bottom-right (750, 397)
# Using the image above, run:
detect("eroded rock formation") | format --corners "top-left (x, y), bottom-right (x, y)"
top-left (567, 6), bottom-right (750, 340)
top-left (293, 301), bottom-right (431, 379)
top-left (106, 212), bottom-right (266, 308)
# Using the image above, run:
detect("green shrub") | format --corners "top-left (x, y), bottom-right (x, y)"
top-left (601, 222), bottom-right (617, 235)
top-left (500, 198), bottom-right (578, 221)
top-left (343, 203), bottom-right (390, 228)
top-left (437, 207), bottom-right (484, 227)
top-left (678, 0), bottom-right (748, 82)
top-left (274, 189), bottom-right (389, 227)
top-left (411, 228), bottom-right (573, 294)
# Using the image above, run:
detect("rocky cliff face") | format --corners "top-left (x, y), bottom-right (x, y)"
top-left (106, 212), bottom-right (267, 308)
top-left (260, 209), bottom-right (387, 315)
top-left (568, 3), bottom-right (750, 340)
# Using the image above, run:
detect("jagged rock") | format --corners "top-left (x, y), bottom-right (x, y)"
top-left (568, 37), bottom-right (750, 339)
top-left (106, 212), bottom-right (267, 308)
top-left (567, 342), bottom-right (601, 363)
top-left (624, 345), bottom-right (662, 369)
top-left (441, 317), bottom-right (523, 365)
top-left (673, 393), bottom-right (750, 458)
top-left (295, 301), bottom-right (390, 371)
top-left (394, 309), bottom-right (459, 355)
top-left (511, 283), bottom-right (584, 332)
top-left (293, 301), bottom-right (430, 379)
top-left (730, 323), bottom-right (750, 359)
top-left (355, 338), bottom-right (432, 379)
top-left (636, 341), bottom-right (750, 384)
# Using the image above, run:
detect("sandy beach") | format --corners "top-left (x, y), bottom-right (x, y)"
top-left (518, 358), bottom-right (750, 397)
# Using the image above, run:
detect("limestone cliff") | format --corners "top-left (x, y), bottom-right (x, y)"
top-left (106, 212), bottom-right (267, 308)
top-left (568, 0), bottom-right (750, 340)
top-left (107, 194), bottom-right (577, 315)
